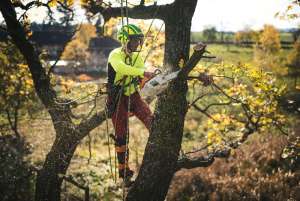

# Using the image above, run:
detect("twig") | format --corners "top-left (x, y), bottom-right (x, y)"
top-left (192, 104), bottom-right (220, 123)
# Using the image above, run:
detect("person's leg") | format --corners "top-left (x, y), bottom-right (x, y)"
top-left (111, 95), bottom-right (133, 179)
top-left (130, 92), bottom-right (153, 131)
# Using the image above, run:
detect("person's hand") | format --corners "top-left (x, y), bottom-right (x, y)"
top-left (140, 72), bottom-right (156, 89)
top-left (144, 71), bottom-right (156, 79)
top-left (199, 73), bottom-right (213, 86)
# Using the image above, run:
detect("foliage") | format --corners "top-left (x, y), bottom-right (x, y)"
top-left (0, 42), bottom-right (35, 134)
top-left (103, 17), bottom-right (120, 37)
top-left (61, 23), bottom-right (96, 64)
top-left (259, 25), bottom-right (281, 54)
top-left (253, 25), bottom-right (287, 75)
top-left (275, 0), bottom-right (300, 20)
top-left (253, 48), bottom-right (288, 76)
top-left (48, 0), bottom-right (75, 7)
top-left (234, 29), bottom-right (259, 46)
top-left (139, 21), bottom-right (165, 68)
top-left (188, 62), bottom-right (287, 151)
top-left (0, 135), bottom-right (34, 201)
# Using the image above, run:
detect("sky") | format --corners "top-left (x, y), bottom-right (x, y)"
top-left (191, 0), bottom-right (300, 32)
top-left (3, 0), bottom-right (300, 32)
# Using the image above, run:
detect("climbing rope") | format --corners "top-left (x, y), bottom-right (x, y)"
top-left (123, 76), bottom-right (132, 200)
top-left (104, 104), bottom-right (114, 181)
top-left (133, 0), bottom-right (160, 66)
top-left (143, 22), bottom-right (164, 63)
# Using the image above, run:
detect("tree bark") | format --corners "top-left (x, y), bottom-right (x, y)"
top-left (126, 1), bottom-right (198, 200)
top-left (35, 127), bottom-right (78, 201)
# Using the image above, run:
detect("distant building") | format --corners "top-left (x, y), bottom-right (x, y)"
top-left (88, 36), bottom-right (121, 70)
top-left (30, 24), bottom-right (75, 60)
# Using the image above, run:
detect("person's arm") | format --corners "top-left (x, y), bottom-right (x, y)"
top-left (109, 51), bottom-right (145, 76)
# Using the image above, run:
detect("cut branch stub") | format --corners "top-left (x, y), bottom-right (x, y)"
top-left (193, 42), bottom-right (206, 52)
top-left (178, 42), bottom-right (207, 79)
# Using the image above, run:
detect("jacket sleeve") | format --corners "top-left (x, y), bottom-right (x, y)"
top-left (109, 51), bottom-right (145, 76)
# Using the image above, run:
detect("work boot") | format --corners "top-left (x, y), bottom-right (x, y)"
top-left (119, 168), bottom-right (134, 179)
top-left (120, 168), bottom-right (134, 187)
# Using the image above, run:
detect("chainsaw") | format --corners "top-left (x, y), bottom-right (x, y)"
top-left (140, 70), bottom-right (180, 98)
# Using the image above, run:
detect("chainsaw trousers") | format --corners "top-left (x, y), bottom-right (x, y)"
top-left (109, 92), bottom-right (153, 177)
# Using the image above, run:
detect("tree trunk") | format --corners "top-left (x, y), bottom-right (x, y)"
top-left (126, 1), bottom-right (197, 201)
top-left (35, 126), bottom-right (79, 201)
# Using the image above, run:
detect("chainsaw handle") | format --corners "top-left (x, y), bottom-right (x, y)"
top-left (154, 68), bottom-right (162, 75)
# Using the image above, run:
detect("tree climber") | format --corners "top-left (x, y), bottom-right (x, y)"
top-left (106, 24), bottom-right (155, 181)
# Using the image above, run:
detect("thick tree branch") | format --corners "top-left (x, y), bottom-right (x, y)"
top-left (76, 110), bottom-right (106, 140)
top-left (14, 0), bottom-right (53, 22)
top-left (176, 149), bottom-right (230, 170)
top-left (140, 0), bottom-right (145, 6)
top-left (13, 1), bottom-right (38, 10)
top-left (86, 2), bottom-right (168, 21)
top-left (178, 43), bottom-right (207, 79)
top-left (60, 175), bottom-right (90, 201)
top-left (176, 111), bottom-right (263, 171)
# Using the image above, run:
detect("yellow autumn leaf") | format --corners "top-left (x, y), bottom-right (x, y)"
top-left (48, 0), bottom-right (57, 7)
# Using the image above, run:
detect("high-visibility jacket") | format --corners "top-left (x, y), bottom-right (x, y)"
top-left (107, 47), bottom-right (145, 96)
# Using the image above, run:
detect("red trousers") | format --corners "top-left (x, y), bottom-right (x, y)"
top-left (109, 92), bottom-right (152, 177)
top-left (111, 92), bottom-right (153, 141)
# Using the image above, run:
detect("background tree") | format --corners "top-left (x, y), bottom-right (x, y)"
top-left (234, 28), bottom-right (259, 47)
top-left (202, 26), bottom-right (217, 43)
top-left (61, 23), bottom-right (96, 64)
top-left (259, 24), bottom-right (281, 54)
top-left (254, 24), bottom-right (286, 75)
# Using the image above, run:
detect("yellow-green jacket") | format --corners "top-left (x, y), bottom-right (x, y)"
top-left (107, 47), bottom-right (145, 96)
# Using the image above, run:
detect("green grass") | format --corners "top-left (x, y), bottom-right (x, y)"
top-left (203, 44), bottom-right (254, 65)
top-left (280, 32), bottom-right (294, 42)
top-left (196, 43), bottom-right (293, 67)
